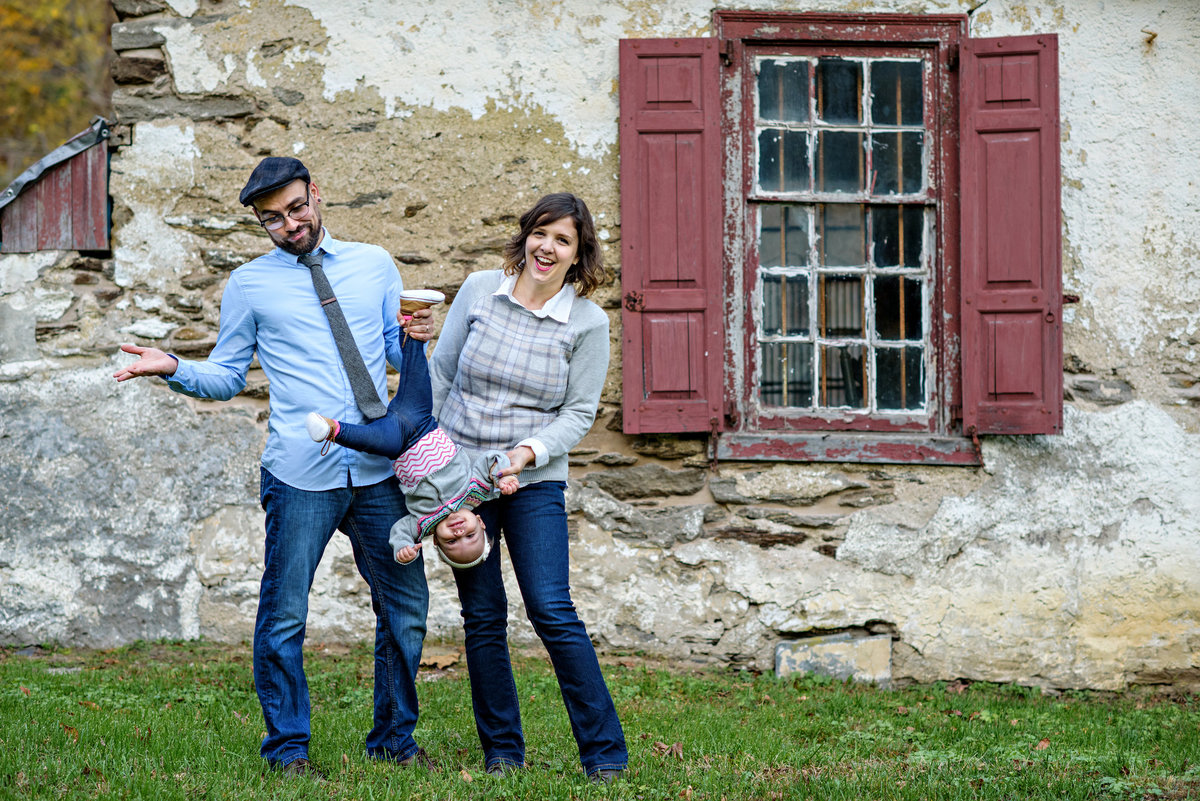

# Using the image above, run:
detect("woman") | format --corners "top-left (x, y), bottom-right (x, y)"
top-left (429, 193), bottom-right (627, 783)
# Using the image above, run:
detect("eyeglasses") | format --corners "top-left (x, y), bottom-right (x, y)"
top-left (257, 186), bottom-right (314, 231)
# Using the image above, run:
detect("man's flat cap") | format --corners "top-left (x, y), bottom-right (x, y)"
top-left (239, 157), bottom-right (311, 206)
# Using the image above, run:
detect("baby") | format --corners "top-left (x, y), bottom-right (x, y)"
top-left (307, 290), bottom-right (518, 568)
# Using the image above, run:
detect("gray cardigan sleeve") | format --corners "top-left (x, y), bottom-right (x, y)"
top-left (388, 515), bottom-right (418, 557)
top-left (429, 270), bottom-right (492, 418)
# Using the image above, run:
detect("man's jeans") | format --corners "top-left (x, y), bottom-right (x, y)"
top-left (256, 468), bottom-right (428, 767)
top-left (451, 481), bottom-right (627, 775)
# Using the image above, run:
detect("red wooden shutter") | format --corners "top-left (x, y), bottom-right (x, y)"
top-left (619, 38), bottom-right (724, 434)
top-left (960, 34), bottom-right (1062, 435)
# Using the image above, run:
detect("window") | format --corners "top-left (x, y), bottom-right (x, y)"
top-left (752, 53), bottom-right (929, 417)
top-left (619, 14), bottom-right (1062, 464)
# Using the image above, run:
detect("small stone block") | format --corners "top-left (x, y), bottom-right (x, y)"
top-left (775, 633), bottom-right (892, 687)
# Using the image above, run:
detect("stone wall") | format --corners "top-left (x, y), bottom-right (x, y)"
top-left (1, 0), bottom-right (1197, 691)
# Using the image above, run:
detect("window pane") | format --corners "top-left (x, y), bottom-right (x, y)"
top-left (819, 204), bottom-right (865, 267)
top-left (760, 341), bottom-right (814, 407)
top-left (872, 205), bottom-right (923, 267)
top-left (873, 132), bottom-right (923, 195)
top-left (749, 50), bottom-right (935, 420)
top-left (758, 129), bottom-right (810, 192)
top-left (870, 61), bottom-right (923, 125)
top-left (816, 58), bottom-right (862, 124)
top-left (819, 344), bottom-right (866, 408)
top-left (758, 59), bottom-right (809, 123)
top-left (819, 274), bottom-right (863, 337)
top-left (874, 275), bottom-right (923, 340)
top-left (760, 205), bottom-right (809, 268)
top-left (876, 346), bottom-right (924, 410)
top-left (762, 274), bottom-right (809, 336)
top-left (816, 131), bottom-right (864, 193)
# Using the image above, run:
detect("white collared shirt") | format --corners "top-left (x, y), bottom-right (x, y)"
top-left (492, 271), bottom-right (577, 322)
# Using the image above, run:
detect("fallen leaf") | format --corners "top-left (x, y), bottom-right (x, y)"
top-left (946, 679), bottom-right (969, 694)
top-left (342, 753), bottom-right (349, 765)
top-left (78, 701), bottom-right (100, 711)
top-left (419, 652), bottom-right (460, 669)
top-left (652, 740), bottom-right (684, 759)
top-left (61, 724), bottom-right (79, 743)
top-left (460, 768), bottom-right (473, 783)
top-left (1033, 738), bottom-right (1050, 751)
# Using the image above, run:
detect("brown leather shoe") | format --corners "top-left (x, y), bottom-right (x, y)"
top-left (280, 757), bottom-right (326, 780)
top-left (398, 747), bottom-right (435, 769)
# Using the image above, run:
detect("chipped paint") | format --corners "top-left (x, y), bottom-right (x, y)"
top-left (281, 0), bottom-right (712, 159)
top-left (110, 122), bottom-right (202, 290)
top-left (157, 22), bottom-right (235, 94)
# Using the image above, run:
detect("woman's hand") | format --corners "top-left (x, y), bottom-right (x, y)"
top-left (400, 307), bottom-right (436, 342)
top-left (499, 445), bottom-right (536, 477)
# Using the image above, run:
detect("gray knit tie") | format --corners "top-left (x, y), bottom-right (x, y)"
top-left (299, 250), bottom-right (387, 420)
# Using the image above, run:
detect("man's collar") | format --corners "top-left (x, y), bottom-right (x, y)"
top-left (277, 227), bottom-right (337, 263)
top-left (493, 272), bottom-right (576, 322)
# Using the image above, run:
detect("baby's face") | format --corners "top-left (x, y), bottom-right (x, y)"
top-left (434, 510), bottom-right (486, 563)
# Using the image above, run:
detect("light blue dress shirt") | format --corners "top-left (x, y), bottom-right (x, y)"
top-left (166, 229), bottom-right (405, 491)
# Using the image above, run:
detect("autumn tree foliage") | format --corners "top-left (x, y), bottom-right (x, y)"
top-left (0, 0), bottom-right (115, 188)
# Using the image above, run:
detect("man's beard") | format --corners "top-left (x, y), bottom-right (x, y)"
top-left (273, 219), bottom-right (321, 255)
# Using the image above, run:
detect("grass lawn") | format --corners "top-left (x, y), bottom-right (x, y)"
top-left (1, 639), bottom-right (1198, 800)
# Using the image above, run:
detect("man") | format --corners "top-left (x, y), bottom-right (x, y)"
top-left (114, 157), bottom-right (434, 777)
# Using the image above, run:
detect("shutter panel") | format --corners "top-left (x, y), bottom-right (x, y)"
top-left (960, 34), bottom-right (1062, 435)
top-left (619, 38), bottom-right (724, 434)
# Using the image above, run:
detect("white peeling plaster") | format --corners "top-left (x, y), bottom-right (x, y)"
top-left (164, 0), bottom-right (199, 19)
top-left (245, 50), bottom-right (266, 87)
top-left (133, 294), bottom-right (164, 311)
top-left (282, 0), bottom-right (712, 160)
top-left (111, 122), bottom-right (202, 291)
top-left (158, 23), bottom-right (235, 94)
top-left (0, 563), bottom-right (83, 640)
top-left (1046, 3), bottom-right (1200, 356)
top-left (178, 569), bottom-right (202, 640)
top-left (31, 288), bottom-right (74, 322)
top-left (840, 402), bottom-right (1200, 580)
top-left (121, 319), bottom-right (178, 339)
top-left (0, 252), bottom-right (60, 296)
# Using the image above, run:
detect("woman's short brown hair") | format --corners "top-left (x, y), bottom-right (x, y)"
top-left (502, 193), bottom-right (606, 298)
